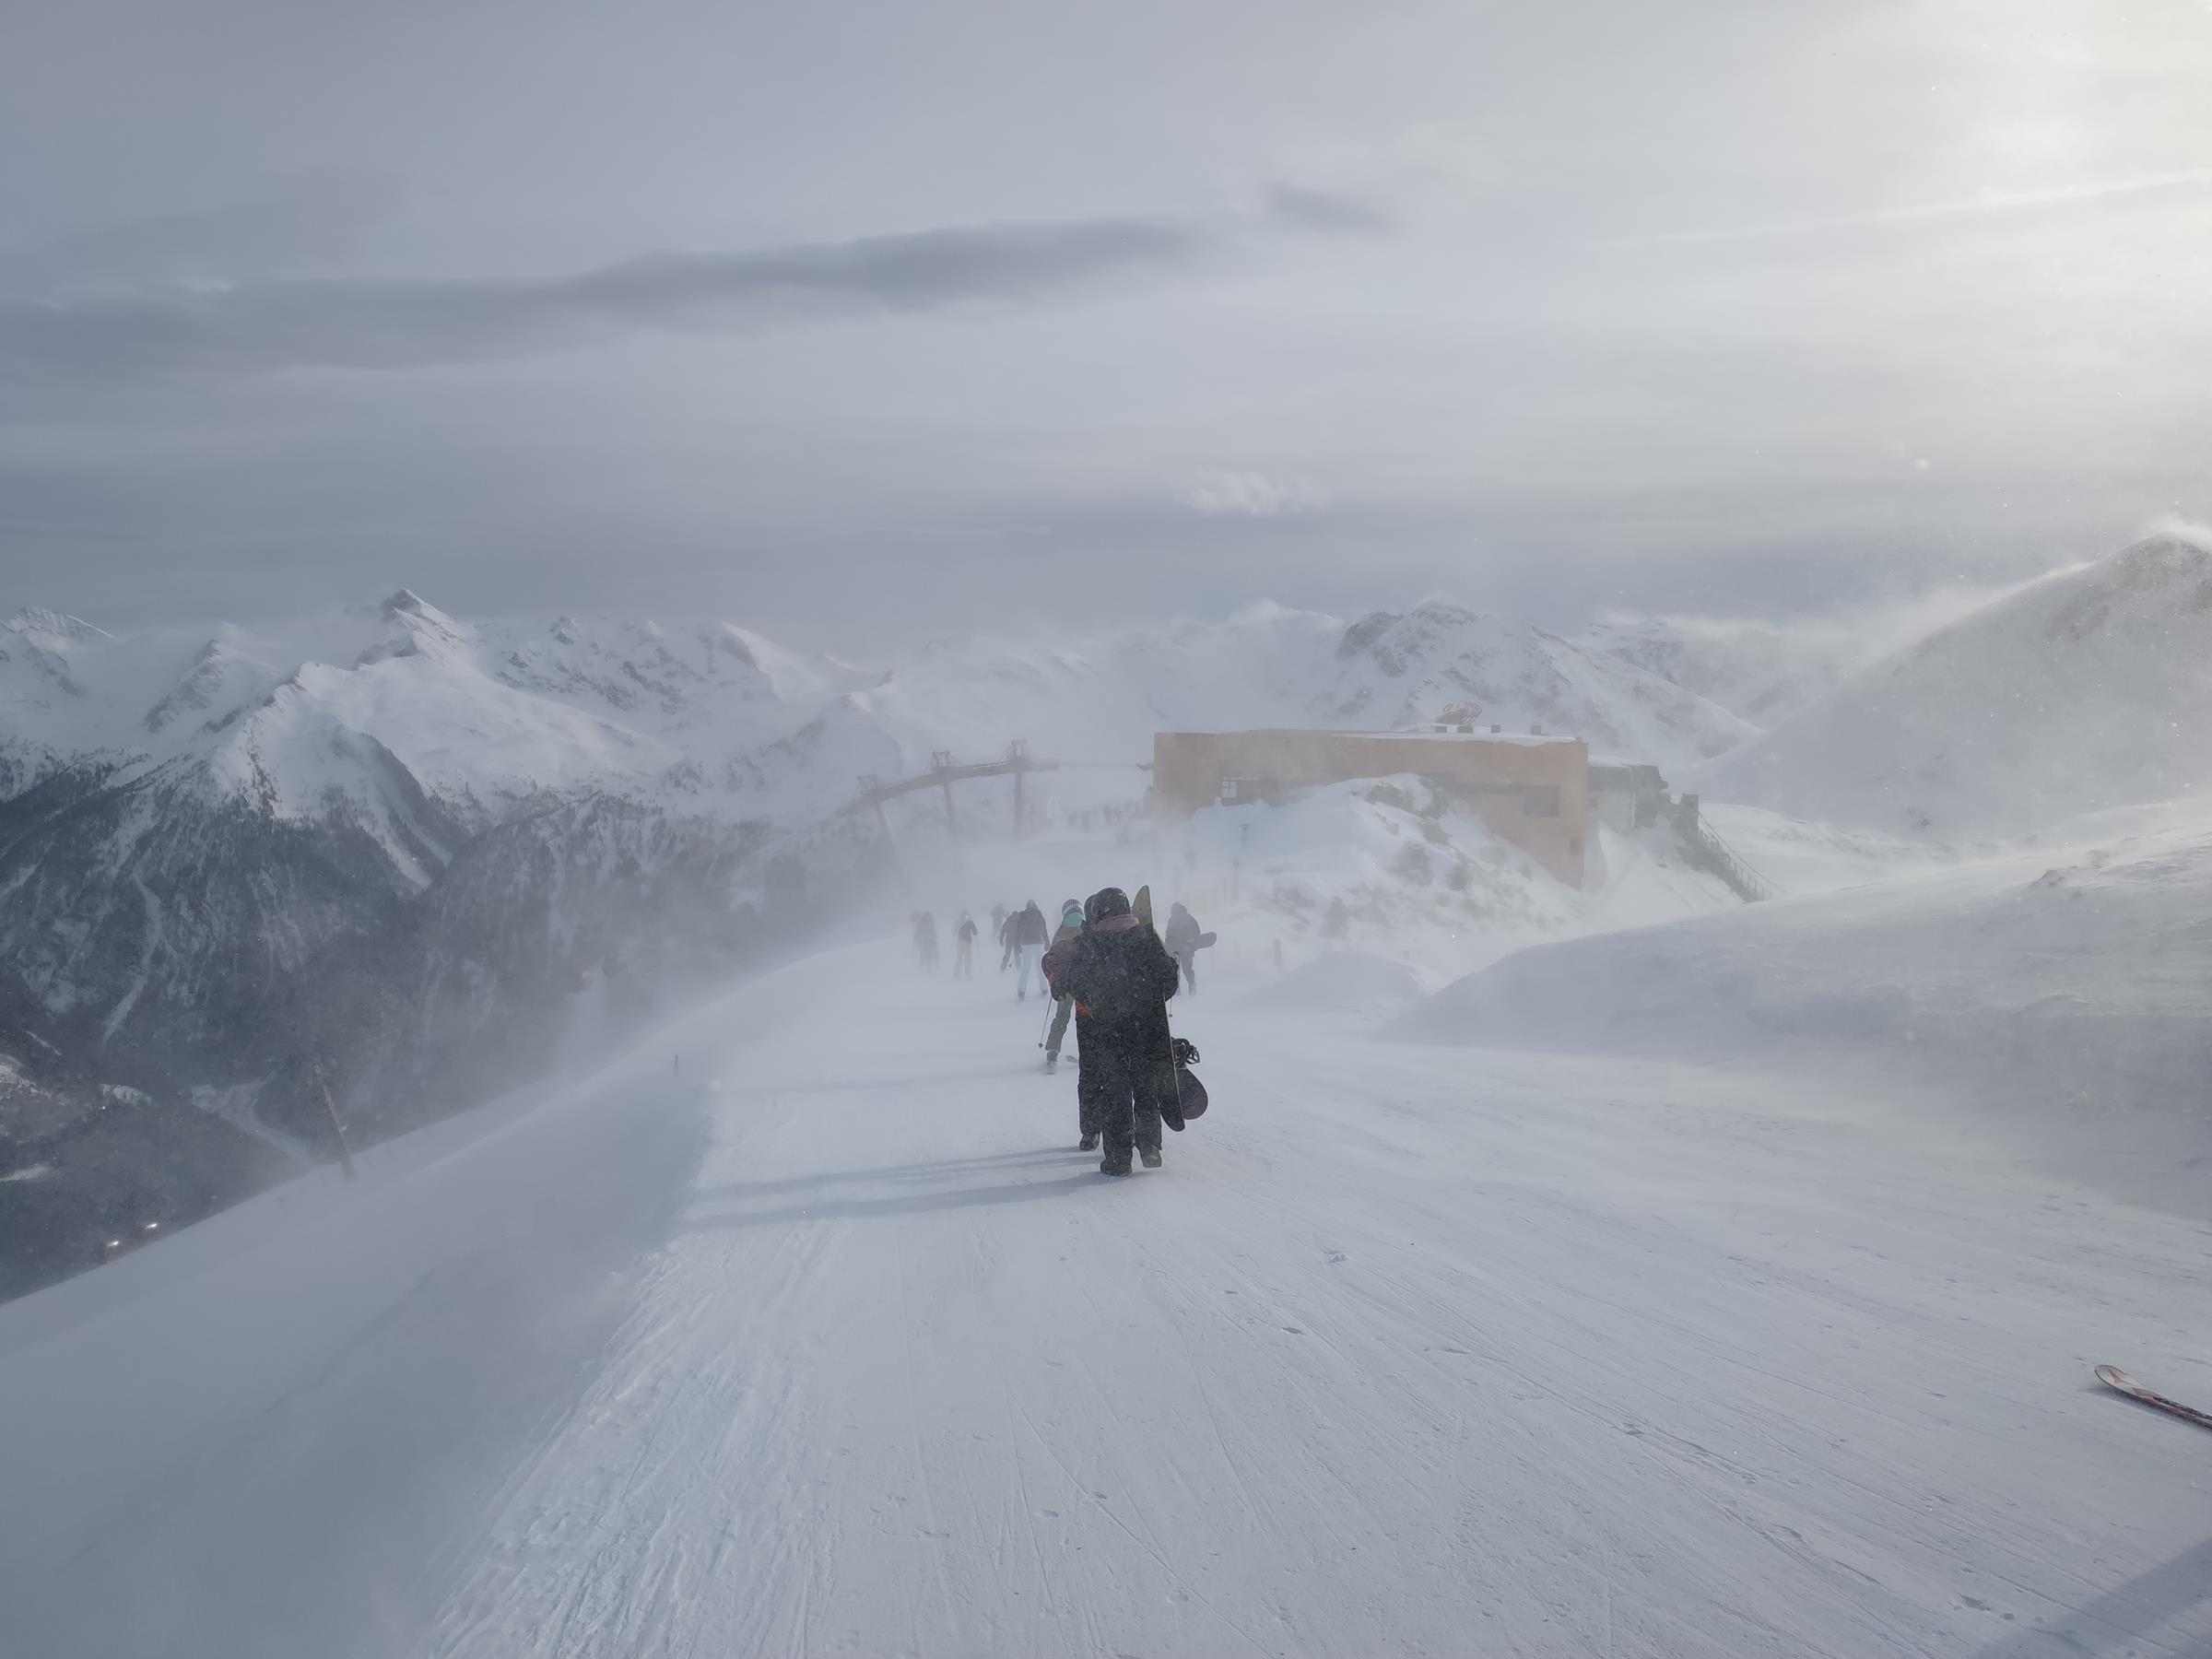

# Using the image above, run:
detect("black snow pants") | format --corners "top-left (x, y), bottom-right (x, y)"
top-left (1078, 1039), bottom-right (1161, 1162)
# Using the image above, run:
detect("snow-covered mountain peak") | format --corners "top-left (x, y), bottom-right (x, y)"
top-left (380, 588), bottom-right (453, 626)
top-left (4, 607), bottom-right (112, 649)
top-left (1333, 601), bottom-right (1488, 673)
top-left (370, 588), bottom-right (474, 655)
top-left (1316, 600), bottom-right (1756, 761)
top-left (141, 638), bottom-right (279, 738)
top-left (2038, 531), bottom-right (2211, 642)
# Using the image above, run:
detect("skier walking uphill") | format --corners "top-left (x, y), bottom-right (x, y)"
top-left (1064, 888), bottom-right (1181, 1176)
top-left (996, 906), bottom-right (1019, 973)
top-left (1011, 900), bottom-right (1051, 1000)
top-left (1164, 901), bottom-right (1206, 996)
top-left (1039, 900), bottom-right (1085, 1077)
top-left (953, 912), bottom-right (978, 978)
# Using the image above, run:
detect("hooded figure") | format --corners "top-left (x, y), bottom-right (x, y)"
top-left (1039, 900), bottom-right (1086, 1082)
top-left (1063, 887), bottom-right (1181, 1175)
top-left (1164, 901), bottom-right (1206, 995)
top-left (953, 911), bottom-right (979, 978)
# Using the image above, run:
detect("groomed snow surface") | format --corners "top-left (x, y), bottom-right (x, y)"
top-left (5, 914), bottom-right (2209, 1659)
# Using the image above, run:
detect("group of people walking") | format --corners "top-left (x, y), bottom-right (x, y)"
top-left (910, 890), bottom-right (1214, 1177)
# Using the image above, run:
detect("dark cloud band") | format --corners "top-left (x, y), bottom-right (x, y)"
top-left (0, 214), bottom-right (1211, 383)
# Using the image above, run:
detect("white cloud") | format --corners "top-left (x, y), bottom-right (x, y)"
top-left (1182, 470), bottom-right (1324, 519)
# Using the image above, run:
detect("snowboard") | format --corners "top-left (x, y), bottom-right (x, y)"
top-left (1128, 890), bottom-right (1210, 1129)
top-left (1171, 1063), bottom-right (1208, 1123)
top-left (2096, 1365), bottom-right (2212, 1431)
top-left (1159, 1037), bottom-right (1206, 1129)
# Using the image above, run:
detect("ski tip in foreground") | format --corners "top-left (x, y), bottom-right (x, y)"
top-left (2093, 1363), bottom-right (2212, 1431)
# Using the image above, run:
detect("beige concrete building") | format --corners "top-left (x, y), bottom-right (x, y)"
top-left (1152, 725), bottom-right (1591, 886)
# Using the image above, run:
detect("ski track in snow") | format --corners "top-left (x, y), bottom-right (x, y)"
top-left (6, 945), bottom-right (2212, 1658)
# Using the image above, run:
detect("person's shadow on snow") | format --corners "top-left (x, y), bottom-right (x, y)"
top-left (681, 1155), bottom-right (1103, 1230)
top-left (1970, 1533), bottom-right (2212, 1657)
top-left (688, 1148), bottom-right (1077, 1206)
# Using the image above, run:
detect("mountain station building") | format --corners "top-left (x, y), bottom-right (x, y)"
top-left (1152, 717), bottom-right (1591, 886)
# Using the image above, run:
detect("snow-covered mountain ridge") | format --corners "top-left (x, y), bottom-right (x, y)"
top-left (1705, 533), bottom-right (2212, 838)
top-left (1, 589), bottom-right (1760, 832)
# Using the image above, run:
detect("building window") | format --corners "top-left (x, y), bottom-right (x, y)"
top-left (1569, 837), bottom-right (1583, 855)
top-left (1522, 785), bottom-right (1560, 818)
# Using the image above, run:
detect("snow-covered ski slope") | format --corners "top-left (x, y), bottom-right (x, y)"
top-left (5, 937), bottom-right (2208, 1658)
top-left (1393, 813), bottom-right (2212, 1225)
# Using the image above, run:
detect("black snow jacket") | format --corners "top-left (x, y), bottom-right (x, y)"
top-left (1163, 906), bottom-right (1203, 956)
top-left (1011, 904), bottom-right (1050, 947)
top-left (1064, 913), bottom-right (1179, 1055)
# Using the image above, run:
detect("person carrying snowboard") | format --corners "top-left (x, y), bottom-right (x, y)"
top-left (1039, 899), bottom-right (1085, 1078)
top-left (1163, 901), bottom-right (1209, 996)
top-left (953, 911), bottom-right (979, 978)
top-left (1011, 900), bottom-right (1050, 1001)
top-left (1063, 887), bottom-right (1181, 1175)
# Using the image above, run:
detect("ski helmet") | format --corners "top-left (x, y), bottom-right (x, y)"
top-left (1085, 887), bottom-right (1132, 923)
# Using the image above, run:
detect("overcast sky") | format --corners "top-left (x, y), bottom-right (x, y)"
top-left (4, 0), bottom-right (2209, 646)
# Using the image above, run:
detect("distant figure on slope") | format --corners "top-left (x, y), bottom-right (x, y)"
top-left (913, 911), bottom-right (939, 974)
top-left (1011, 900), bottom-right (1050, 1000)
top-left (1039, 899), bottom-right (1086, 1083)
top-left (1064, 887), bottom-right (1181, 1176)
top-left (953, 912), bottom-right (978, 978)
top-left (991, 903), bottom-right (1010, 970)
top-left (1163, 901), bottom-right (1211, 996)
top-left (997, 905), bottom-right (1021, 972)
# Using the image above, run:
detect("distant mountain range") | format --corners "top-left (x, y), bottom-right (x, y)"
top-left (16, 540), bottom-right (2188, 1299)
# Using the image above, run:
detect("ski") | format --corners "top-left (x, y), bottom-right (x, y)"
top-left (2095, 1365), bottom-right (2212, 1432)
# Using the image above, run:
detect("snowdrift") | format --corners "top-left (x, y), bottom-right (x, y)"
top-left (1231, 949), bottom-right (1427, 1018)
top-left (0, 948), bottom-right (842, 1655)
top-left (1388, 820), bottom-right (2212, 1218)
top-left (1153, 775), bottom-right (1753, 992)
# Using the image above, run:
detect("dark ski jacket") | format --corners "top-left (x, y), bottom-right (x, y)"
top-left (956, 917), bottom-right (978, 942)
top-left (1011, 904), bottom-right (1050, 947)
top-left (1164, 905), bottom-right (1204, 956)
top-left (1064, 912), bottom-right (1179, 1056)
